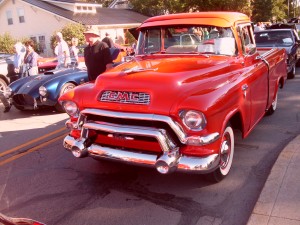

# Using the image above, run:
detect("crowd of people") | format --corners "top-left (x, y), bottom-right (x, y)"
top-left (0, 40), bottom-right (40, 113)
top-left (0, 26), bottom-right (137, 113)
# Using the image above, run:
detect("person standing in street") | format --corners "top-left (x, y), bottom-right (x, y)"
top-left (69, 37), bottom-right (79, 65)
top-left (102, 32), bottom-right (115, 48)
top-left (55, 32), bottom-right (71, 68)
top-left (254, 22), bottom-right (265, 32)
top-left (13, 42), bottom-right (26, 80)
top-left (24, 40), bottom-right (39, 76)
top-left (83, 26), bottom-right (113, 81)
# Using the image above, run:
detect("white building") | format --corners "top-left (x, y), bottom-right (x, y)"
top-left (0, 0), bottom-right (147, 56)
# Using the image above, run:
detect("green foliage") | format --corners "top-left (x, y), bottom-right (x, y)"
top-left (130, 0), bottom-right (251, 16)
top-left (50, 23), bottom-right (86, 51)
top-left (130, 0), bottom-right (189, 16)
top-left (252, 0), bottom-right (287, 23)
top-left (124, 30), bottom-right (136, 46)
top-left (0, 33), bottom-right (16, 53)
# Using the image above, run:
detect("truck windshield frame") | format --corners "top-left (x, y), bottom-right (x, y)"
top-left (136, 25), bottom-right (237, 56)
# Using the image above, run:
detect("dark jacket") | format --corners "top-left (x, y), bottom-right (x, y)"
top-left (84, 40), bottom-right (113, 81)
top-left (102, 36), bottom-right (115, 48)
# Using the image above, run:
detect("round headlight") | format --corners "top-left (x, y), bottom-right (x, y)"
top-left (63, 101), bottom-right (78, 117)
top-left (180, 110), bottom-right (206, 130)
top-left (39, 86), bottom-right (47, 96)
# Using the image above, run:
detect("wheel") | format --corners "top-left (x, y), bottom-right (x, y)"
top-left (54, 83), bottom-right (76, 112)
top-left (266, 90), bottom-right (278, 116)
top-left (13, 104), bottom-right (26, 111)
top-left (206, 124), bottom-right (234, 182)
top-left (287, 64), bottom-right (295, 79)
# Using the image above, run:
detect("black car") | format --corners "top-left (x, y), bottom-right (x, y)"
top-left (255, 29), bottom-right (300, 78)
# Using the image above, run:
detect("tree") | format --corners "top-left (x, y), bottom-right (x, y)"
top-left (0, 33), bottom-right (16, 54)
top-left (189, 0), bottom-right (251, 15)
top-left (130, 0), bottom-right (251, 16)
top-left (252, 0), bottom-right (287, 22)
top-left (50, 23), bottom-right (86, 53)
top-left (130, 0), bottom-right (189, 16)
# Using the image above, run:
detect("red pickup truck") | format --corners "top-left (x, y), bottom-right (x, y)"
top-left (59, 12), bottom-right (287, 182)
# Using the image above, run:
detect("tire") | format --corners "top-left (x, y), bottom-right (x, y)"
top-left (287, 64), bottom-right (295, 79)
top-left (14, 104), bottom-right (26, 111)
top-left (266, 90), bottom-right (278, 116)
top-left (54, 83), bottom-right (76, 112)
top-left (206, 125), bottom-right (234, 183)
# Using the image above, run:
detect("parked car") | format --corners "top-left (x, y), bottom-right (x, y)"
top-left (7, 48), bottom-right (121, 112)
top-left (254, 29), bottom-right (300, 78)
top-left (7, 63), bottom-right (88, 112)
top-left (37, 57), bottom-right (57, 73)
top-left (59, 12), bottom-right (287, 182)
top-left (0, 53), bottom-right (60, 92)
top-left (0, 53), bottom-right (14, 92)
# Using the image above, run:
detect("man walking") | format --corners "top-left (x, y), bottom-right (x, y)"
top-left (55, 32), bottom-right (71, 68)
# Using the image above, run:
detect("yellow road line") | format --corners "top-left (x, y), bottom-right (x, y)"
top-left (0, 134), bottom-right (66, 166)
top-left (0, 127), bottom-right (66, 158)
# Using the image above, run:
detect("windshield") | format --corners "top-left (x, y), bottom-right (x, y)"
top-left (136, 25), bottom-right (236, 56)
top-left (255, 30), bottom-right (294, 47)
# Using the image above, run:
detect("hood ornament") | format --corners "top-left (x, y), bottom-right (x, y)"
top-left (122, 66), bottom-right (157, 74)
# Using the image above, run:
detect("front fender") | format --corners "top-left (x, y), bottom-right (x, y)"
top-left (9, 76), bottom-right (35, 93)
top-left (43, 71), bottom-right (88, 101)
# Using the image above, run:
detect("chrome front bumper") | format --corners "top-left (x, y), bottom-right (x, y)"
top-left (64, 135), bottom-right (220, 174)
top-left (63, 108), bottom-right (221, 174)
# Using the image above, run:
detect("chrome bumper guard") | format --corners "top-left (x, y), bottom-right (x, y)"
top-left (63, 109), bottom-right (221, 174)
top-left (64, 135), bottom-right (220, 174)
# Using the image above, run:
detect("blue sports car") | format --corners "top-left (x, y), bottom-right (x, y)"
top-left (7, 64), bottom-right (88, 112)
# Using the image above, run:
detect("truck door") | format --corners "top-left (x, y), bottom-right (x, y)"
top-left (239, 24), bottom-right (269, 130)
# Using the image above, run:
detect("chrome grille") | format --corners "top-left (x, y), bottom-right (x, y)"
top-left (99, 91), bottom-right (150, 105)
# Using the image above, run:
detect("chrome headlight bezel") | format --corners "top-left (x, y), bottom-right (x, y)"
top-left (39, 86), bottom-right (47, 97)
top-left (179, 110), bottom-right (207, 131)
top-left (61, 101), bottom-right (79, 117)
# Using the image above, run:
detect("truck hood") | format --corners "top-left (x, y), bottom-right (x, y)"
top-left (80, 56), bottom-right (238, 114)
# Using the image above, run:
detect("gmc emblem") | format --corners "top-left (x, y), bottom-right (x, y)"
top-left (99, 90), bottom-right (150, 105)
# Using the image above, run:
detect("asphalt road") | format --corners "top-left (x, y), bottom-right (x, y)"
top-left (1, 70), bottom-right (300, 225)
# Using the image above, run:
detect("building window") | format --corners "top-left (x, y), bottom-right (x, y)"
top-left (38, 36), bottom-right (46, 53)
top-left (6, 10), bottom-right (13, 25)
top-left (17, 8), bottom-right (25, 23)
top-left (30, 36), bottom-right (37, 43)
top-left (30, 36), bottom-right (46, 54)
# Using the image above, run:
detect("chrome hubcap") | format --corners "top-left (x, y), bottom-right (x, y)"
top-left (220, 137), bottom-right (230, 169)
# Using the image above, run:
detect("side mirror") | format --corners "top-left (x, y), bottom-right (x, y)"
top-left (245, 44), bottom-right (256, 55)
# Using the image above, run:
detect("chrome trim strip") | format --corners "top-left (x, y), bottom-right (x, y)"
top-left (82, 122), bottom-right (176, 152)
top-left (77, 109), bottom-right (220, 146)
top-left (185, 133), bottom-right (220, 146)
top-left (81, 108), bottom-right (187, 143)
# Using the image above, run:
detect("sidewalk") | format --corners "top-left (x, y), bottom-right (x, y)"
top-left (247, 135), bottom-right (300, 225)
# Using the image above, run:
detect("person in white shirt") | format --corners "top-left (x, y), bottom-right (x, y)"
top-left (13, 42), bottom-right (26, 77)
top-left (70, 37), bottom-right (79, 65)
top-left (254, 22), bottom-right (265, 32)
top-left (55, 32), bottom-right (71, 68)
